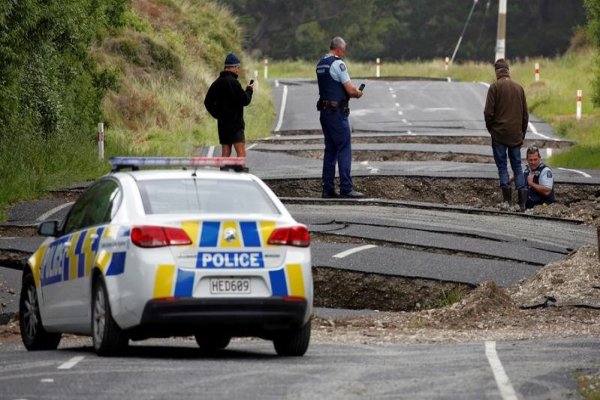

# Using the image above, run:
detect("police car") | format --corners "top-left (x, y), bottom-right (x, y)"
top-left (19, 157), bottom-right (313, 356)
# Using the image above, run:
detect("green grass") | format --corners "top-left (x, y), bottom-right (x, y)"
top-left (577, 372), bottom-right (600, 400)
top-left (267, 49), bottom-right (600, 168)
top-left (423, 286), bottom-right (467, 309)
top-left (0, 0), bottom-right (275, 221)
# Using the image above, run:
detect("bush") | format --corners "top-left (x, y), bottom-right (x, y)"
top-left (0, 0), bottom-right (130, 213)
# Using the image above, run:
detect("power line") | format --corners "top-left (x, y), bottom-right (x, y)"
top-left (450, 0), bottom-right (480, 64)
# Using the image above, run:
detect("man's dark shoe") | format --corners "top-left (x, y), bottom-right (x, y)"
top-left (321, 191), bottom-right (339, 199)
top-left (340, 190), bottom-right (364, 199)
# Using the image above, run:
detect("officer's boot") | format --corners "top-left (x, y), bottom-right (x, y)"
top-left (501, 187), bottom-right (513, 205)
top-left (518, 188), bottom-right (528, 212)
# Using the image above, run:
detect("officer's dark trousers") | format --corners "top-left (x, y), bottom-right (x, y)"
top-left (320, 109), bottom-right (352, 194)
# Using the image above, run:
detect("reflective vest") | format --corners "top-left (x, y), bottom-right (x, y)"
top-left (524, 162), bottom-right (556, 204)
top-left (316, 56), bottom-right (348, 102)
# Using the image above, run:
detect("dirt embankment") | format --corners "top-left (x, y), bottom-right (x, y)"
top-left (266, 176), bottom-right (600, 227)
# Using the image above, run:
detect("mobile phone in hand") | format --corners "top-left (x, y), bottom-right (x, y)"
top-left (358, 83), bottom-right (365, 91)
top-left (250, 79), bottom-right (254, 85)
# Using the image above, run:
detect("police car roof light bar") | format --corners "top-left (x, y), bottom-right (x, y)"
top-left (110, 156), bottom-right (246, 172)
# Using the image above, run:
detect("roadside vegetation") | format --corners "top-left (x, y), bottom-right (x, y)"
top-left (0, 0), bottom-right (273, 220)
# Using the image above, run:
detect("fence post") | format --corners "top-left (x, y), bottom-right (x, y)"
top-left (576, 90), bottom-right (583, 121)
top-left (263, 58), bottom-right (268, 80)
top-left (97, 122), bottom-right (104, 160)
top-left (253, 69), bottom-right (259, 90)
top-left (535, 62), bottom-right (540, 82)
top-left (597, 226), bottom-right (600, 262)
top-left (444, 57), bottom-right (449, 71)
top-left (375, 58), bottom-right (381, 78)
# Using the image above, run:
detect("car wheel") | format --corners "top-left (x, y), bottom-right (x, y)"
top-left (19, 273), bottom-right (61, 350)
top-left (273, 320), bottom-right (311, 357)
top-left (194, 333), bottom-right (231, 351)
top-left (92, 277), bottom-right (128, 356)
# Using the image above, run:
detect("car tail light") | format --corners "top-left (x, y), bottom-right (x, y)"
top-left (268, 226), bottom-right (310, 247)
top-left (131, 226), bottom-right (192, 248)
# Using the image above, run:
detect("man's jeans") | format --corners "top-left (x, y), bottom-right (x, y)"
top-left (491, 140), bottom-right (525, 189)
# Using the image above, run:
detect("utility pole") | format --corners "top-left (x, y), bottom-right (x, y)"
top-left (495, 0), bottom-right (507, 61)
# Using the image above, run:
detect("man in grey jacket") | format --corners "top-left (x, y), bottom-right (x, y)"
top-left (484, 58), bottom-right (529, 211)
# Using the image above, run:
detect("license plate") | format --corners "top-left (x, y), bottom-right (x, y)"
top-left (210, 278), bottom-right (251, 294)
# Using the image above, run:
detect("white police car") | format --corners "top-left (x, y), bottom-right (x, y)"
top-left (19, 157), bottom-right (313, 356)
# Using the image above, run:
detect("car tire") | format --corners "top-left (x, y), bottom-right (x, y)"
top-left (273, 320), bottom-right (311, 357)
top-left (19, 273), bottom-right (61, 351)
top-left (194, 333), bottom-right (231, 352)
top-left (92, 277), bottom-right (128, 356)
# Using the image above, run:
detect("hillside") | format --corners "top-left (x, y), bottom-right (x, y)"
top-left (95, 0), bottom-right (273, 156)
top-left (0, 0), bottom-right (273, 219)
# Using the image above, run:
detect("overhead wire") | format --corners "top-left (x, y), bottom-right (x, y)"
top-left (450, 0), bottom-right (481, 64)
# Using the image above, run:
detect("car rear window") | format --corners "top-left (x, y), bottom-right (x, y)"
top-left (137, 178), bottom-right (280, 215)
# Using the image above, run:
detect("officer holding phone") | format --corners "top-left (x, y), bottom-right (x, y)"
top-left (316, 36), bottom-right (365, 199)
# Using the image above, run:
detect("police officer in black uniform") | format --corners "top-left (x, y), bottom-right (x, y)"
top-left (316, 37), bottom-right (364, 198)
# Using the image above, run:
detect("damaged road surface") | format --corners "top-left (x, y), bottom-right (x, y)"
top-left (1, 77), bottom-right (600, 399)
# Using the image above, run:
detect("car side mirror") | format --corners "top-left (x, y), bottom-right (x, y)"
top-left (38, 220), bottom-right (59, 237)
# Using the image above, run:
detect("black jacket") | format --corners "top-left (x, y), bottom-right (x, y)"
top-left (204, 71), bottom-right (253, 135)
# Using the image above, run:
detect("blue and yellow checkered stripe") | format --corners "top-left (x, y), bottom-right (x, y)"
top-left (180, 220), bottom-right (276, 248)
top-left (36, 226), bottom-right (127, 287)
top-left (152, 263), bottom-right (305, 299)
top-left (152, 220), bottom-right (305, 299)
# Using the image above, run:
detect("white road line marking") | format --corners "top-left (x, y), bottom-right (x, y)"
top-left (246, 143), bottom-right (257, 150)
top-left (395, 103), bottom-right (400, 107)
top-left (40, 378), bottom-right (54, 383)
top-left (333, 245), bottom-right (377, 259)
top-left (392, 94), bottom-right (397, 98)
top-left (206, 145), bottom-right (215, 157)
top-left (558, 167), bottom-right (592, 178)
top-left (401, 119), bottom-right (408, 124)
top-left (527, 122), bottom-right (555, 140)
top-left (485, 341), bottom-right (519, 400)
top-left (58, 356), bottom-right (85, 370)
top-left (398, 111), bottom-right (403, 116)
top-left (424, 107), bottom-right (455, 111)
top-left (274, 85), bottom-right (288, 132)
top-left (36, 202), bottom-right (74, 222)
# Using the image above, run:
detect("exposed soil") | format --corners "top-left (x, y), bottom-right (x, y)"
top-left (311, 246), bottom-right (600, 344)
top-left (267, 136), bottom-right (572, 148)
top-left (1, 246), bottom-right (599, 346)
top-left (314, 267), bottom-right (471, 311)
top-left (284, 149), bottom-right (494, 163)
top-left (265, 176), bottom-right (600, 227)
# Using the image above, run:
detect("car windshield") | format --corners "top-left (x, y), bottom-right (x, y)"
top-left (137, 178), bottom-right (280, 215)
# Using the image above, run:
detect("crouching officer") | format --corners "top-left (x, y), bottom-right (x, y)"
top-left (316, 36), bottom-right (364, 198)
top-left (523, 146), bottom-right (555, 208)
